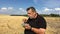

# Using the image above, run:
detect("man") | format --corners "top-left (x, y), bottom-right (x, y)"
top-left (23, 7), bottom-right (47, 34)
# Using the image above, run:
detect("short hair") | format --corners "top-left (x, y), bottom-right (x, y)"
top-left (26, 7), bottom-right (36, 12)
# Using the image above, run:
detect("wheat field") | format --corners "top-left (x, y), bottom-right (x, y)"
top-left (0, 15), bottom-right (60, 34)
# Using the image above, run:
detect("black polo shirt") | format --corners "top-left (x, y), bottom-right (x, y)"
top-left (24, 14), bottom-right (47, 34)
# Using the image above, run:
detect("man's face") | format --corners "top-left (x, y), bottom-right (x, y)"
top-left (27, 9), bottom-right (36, 18)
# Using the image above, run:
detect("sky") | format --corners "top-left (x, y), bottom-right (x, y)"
top-left (0, 0), bottom-right (60, 15)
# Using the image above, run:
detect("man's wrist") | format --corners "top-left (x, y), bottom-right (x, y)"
top-left (30, 27), bottom-right (32, 30)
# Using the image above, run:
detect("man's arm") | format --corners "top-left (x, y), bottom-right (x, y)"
top-left (23, 23), bottom-right (46, 34)
top-left (31, 27), bottom-right (46, 34)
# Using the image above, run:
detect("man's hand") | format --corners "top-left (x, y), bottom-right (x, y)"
top-left (24, 24), bottom-right (31, 30)
top-left (22, 18), bottom-right (31, 30)
top-left (23, 18), bottom-right (27, 23)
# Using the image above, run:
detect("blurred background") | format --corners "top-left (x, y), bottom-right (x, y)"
top-left (0, 0), bottom-right (60, 34)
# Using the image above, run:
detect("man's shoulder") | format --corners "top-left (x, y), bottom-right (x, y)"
top-left (37, 14), bottom-right (46, 21)
top-left (37, 14), bottom-right (44, 19)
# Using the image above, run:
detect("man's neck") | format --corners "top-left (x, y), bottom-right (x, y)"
top-left (34, 13), bottom-right (38, 19)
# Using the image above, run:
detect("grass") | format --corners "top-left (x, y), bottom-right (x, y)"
top-left (0, 15), bottom-right (60, 34)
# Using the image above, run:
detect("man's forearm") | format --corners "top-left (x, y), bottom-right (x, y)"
top-left (31, 27), bottom-right (45, 34)
top-left (31, 28), bottom-right (40, 34)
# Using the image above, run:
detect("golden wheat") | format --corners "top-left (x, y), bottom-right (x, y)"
top-left (0, 15), bottom-right (60, 34)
